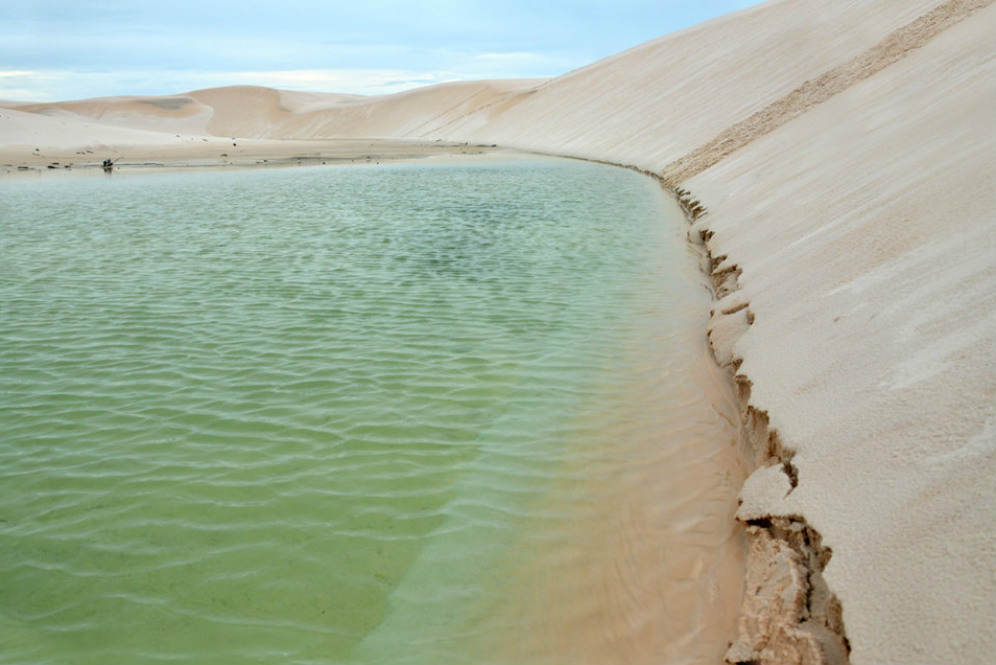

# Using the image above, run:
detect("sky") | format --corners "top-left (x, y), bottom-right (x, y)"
top-left (1, 1), bottom-right (763, 102)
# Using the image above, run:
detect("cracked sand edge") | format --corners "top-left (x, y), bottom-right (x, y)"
top-left (669, 184), bottom-right (851, 665)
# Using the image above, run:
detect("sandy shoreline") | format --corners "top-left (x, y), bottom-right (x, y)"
top-left (3, 0), bottom-right (994, 662)
top-left (0, 137), bottom-right (513, 175)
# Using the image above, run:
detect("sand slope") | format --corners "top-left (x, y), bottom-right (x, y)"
top-left (681, 2), bottom-right (996, 662)
top-left (2, 0), bottom-right (994, 662)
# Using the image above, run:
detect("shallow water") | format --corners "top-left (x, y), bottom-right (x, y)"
top-left (0, 159), bottom-right (745, 664)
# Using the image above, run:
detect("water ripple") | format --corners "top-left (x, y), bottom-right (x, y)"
top-left (0, 160), bottom-right (740, 665)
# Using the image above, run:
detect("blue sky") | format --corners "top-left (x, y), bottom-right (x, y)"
top-left (1, 1), bottom-right (763, 102)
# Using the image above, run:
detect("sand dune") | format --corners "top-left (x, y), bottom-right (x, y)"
top-left (2, 0), bottom-right (994, 663)
top-left (0, 80), bottom-right (540, 167)
top-left (185, 79), bottom-right (544, 140)
top-left (7, 94), bottom-right (214, 137)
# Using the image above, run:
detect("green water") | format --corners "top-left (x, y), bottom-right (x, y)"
top-left (0, 159), bottom-right (724, 664)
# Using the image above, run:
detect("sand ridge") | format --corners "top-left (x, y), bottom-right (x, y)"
top-left (660, 0), bottom-right (996, 185)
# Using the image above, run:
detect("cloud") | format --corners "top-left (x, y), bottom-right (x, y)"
top-left (1, 66), bottom-right (514, 102)
top-left (0, 70), bottom-right (67, 102)
top-left (224, 69), bottom-right (446, 95)
top-left (0, 46), bottom-right (568, 101)
top-left (0, 2), bottom-right (764, 101)
top-left (465, 51), bottom-right (572, 73)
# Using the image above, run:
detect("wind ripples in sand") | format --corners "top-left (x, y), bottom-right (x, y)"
top-left (0, 159), bottom-right (743, 665)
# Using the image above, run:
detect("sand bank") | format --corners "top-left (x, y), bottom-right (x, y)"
top-left (2, 0), bottom-right (993, 662)
top-left (0, 107), bottom-right (508, 173)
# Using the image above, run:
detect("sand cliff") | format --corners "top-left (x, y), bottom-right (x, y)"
top-left (2, 0), bottom-right (994, 662)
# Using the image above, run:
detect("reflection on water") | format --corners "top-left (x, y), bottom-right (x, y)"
top-left (0, 159), bottom-right (745, 665)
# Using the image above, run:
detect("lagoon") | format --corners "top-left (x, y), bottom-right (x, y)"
top-left (0, 158), bottom-right (744, 664)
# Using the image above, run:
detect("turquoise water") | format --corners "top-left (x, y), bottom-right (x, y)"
top-left (0, 159), bottom-right (737, 664)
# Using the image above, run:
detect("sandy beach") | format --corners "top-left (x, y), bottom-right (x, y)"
top-left (0, 128), bottom-right (508, 173)
top-left (3, 0), bottom-right (994, 663)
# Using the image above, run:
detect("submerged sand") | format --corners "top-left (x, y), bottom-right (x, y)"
top-left (2, 0), bottom-right (994, 662)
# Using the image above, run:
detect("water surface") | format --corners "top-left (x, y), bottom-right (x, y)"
top-left (0, 159), bottom-right (744, 664)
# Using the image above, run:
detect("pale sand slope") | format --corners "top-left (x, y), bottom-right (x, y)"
top-left (2, 0), bottom-right (994, 662)
top-left (685, 5), bottom-right (996, 662)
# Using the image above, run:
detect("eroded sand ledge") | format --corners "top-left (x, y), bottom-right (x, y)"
top-left (3, 0), bottom-right (994, 662)
top-left (675, 186), bottom-right (850, 664)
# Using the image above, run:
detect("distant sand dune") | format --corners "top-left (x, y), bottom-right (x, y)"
top-left (11, 94), bottom-right (214, 135)
top-left (183, 79), bottom-right (543, 140)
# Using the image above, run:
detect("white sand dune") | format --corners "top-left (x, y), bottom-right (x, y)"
top-left (2, 0), bottom-right (993, 662)
top-left (183, 80), bottom-right (544, 140)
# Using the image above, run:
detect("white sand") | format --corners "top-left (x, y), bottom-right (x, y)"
top-left (686, 5), bottom-right (996, 661)
top-left (3, 0), bottom-right (994, 662)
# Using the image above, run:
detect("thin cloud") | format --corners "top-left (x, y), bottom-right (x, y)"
top-left (226, 69), bottom-right (445, 95)
top-left (0, 2), bottom-right (764, 101)
top-left (2, 68), bottom-right (465, 102)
